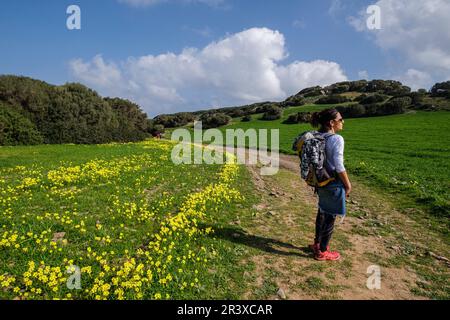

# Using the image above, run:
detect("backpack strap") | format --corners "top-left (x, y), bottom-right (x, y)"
top-left (322, 132), bottom-right (335, 140)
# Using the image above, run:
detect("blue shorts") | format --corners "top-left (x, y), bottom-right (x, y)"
top-left (317, 180), bottom-right (346, 216)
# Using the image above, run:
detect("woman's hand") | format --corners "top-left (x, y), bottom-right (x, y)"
top-left (338, 171), bottom-right (352, 198)
top-left (345, 184), bottom-right (352, 198)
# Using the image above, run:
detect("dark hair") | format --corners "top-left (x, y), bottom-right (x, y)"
top-left (310, 108), bottom-right (339, 131)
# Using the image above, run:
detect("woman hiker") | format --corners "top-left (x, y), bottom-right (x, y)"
top-left (309, 108), bottom-right (352, 261)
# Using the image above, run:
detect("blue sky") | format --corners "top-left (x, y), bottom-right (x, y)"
top-left (1, 0), bottom-right (449, 116)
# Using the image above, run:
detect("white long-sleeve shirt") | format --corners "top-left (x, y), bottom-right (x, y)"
top-left (325, 134), bottom-right (346, 174)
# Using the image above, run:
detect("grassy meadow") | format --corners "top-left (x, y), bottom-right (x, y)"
top-left (0, 139), bottom-right (259, 300)
top-left (220, 109), bottom-right (450, 224)
top-left (1, 107), bottom-right (449, 300)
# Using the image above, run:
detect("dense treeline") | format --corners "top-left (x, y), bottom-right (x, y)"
top-left (156, 79), bottom-right (450, 129)
top-left (0, 76), bottom-right (153, 145)
top-left (284, 97), bottom-right (412, 124)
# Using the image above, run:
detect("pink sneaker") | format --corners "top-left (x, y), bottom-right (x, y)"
top-left (315, 248), bottom-right (341, 261)
top-left (309, 243), bottom-right (330, 255)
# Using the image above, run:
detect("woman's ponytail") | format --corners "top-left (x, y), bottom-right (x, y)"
top-left (309, 108), bottom-right (339, 131)
top-left (310, 112), bottom-right (321, 128)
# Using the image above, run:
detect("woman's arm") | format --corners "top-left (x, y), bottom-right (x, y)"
top-left (333, 136), bottom-right (351, 197)
top-left (338, 171), bottom-right (352, 197)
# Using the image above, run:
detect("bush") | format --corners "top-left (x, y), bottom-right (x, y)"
top-left (154, 112), bottom-right (196, 128)
top-left (364, 103), bottom-right (382, 116)
top-left (149, 124), bottom-right (165, 137)
top-left (283, 114), bottom-right (298, 124)
top-left (241, 115), bottom-right (252, 122)
top-left (325, 82), bottom-right (351, 94)
top-left (298, 86), bottom-right (324, 97)
top-left (336, 100), bottom-right (408, 118)
top-left (336, 104), bottom-right (366, 118)
top-left (359, 94), bottom-right (388, 105)
top-left (430, 81), bottom-right (450, 97)
top-left (408, 91), bottom-right (427, 106)
top-left (261, 105), bottom-right (283, 121)
top-left (282, 95), bottom-right (305, 107)
top-left (282, 112), bottom-right (311, 124)
top-left (0, 105), bottom-right (43, 145)
top-left (199, 113), bottom-right (231, 129)
top-left (385, 85), bottom-right (411, 96)
top-left (355, 93), bottom-right (368, 102)
top-left (227, 109), bottom-right (245, 118)
top-left (366, 80), bottom-right (399, 92)
top-left (106, 98), bottom-right (150, 142)
top-left (384, 96), bottom-right (412, 114)
top-left (349, 80), bottom-right (368, 92)
top-left (0, 76), bottom-right (152, 145)
top-left (297, 112), bottom-right (312, 123)
top-left (316, 94), bottom-right (350, 105)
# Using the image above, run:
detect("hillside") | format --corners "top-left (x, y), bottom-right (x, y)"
top-left (154, 79), bottom-right (450, 129)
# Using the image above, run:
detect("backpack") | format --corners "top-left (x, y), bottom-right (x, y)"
top-left (292, 131), bottom-right (336, 188)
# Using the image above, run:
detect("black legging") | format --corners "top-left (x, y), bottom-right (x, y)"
top-left (314, 209), bottom-right (336, 252)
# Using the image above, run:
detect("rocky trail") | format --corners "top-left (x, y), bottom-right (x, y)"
top-left (208, 145), bottom-right (449, 300)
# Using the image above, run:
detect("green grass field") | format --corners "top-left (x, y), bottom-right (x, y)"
top-left (0, 140), bottom-right (259, 300)
top-left (220, 109), bottom-right (450, 222)
top-left (1, 108), bottom-right (449, 300)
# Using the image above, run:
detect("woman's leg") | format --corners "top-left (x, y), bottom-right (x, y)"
top-left (314, 208), bottom-right (324, 245)
top-left (319, 213), bottom-right (337, 252)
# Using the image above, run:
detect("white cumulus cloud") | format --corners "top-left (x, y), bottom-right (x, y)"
top-left (348, 0), bottom-right (450, 89)
top-left (69, 28), bottom-right (347, 116)
top-left (395, 69), bottom-right (433, 91)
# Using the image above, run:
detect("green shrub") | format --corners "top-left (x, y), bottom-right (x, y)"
top-left (349, 80), bottom-right (368, 92)
top-left (385, 85), bottom-right (411, 96)
top-left (228, 109), bottom-right (245, 118)
top-left (261, 105), bottom-right (283, 121)
top-left (316, 94), bottom-right (350, 105)
top-left (154, 112), bottom-right (196, 128)
top-left (325, 82), bottom-right (351, 94)
top-left (336, 100), bottom-right (407, 118)
top-left (283, 114), bottom-right (298, 124)
top-left (199, 113), bottom-right (231, 129)
top-left (431, 81), bottom-right (450, 97)
top-left (0, 104), bottom-right (43, 145)
top-left (336, 104), bottom-right (366, 118)
top-left (0, 76), bottom-right (151, 145)
top-left (385, 96), bottom-right (412, 113)
top-left (282, 95), bottom-right (305, 107)
top-left (283, 112), bottom-right (311, 124)
top-left (298, 86), bottom-right (324, 97)
top-left (359, 94), bottom-right (388, 105)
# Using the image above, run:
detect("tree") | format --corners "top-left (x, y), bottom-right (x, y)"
top-left (0, 75), bottom-right (151, 145)
top-left (261, 105), bottom-right (282, 121)
top-left (0, 104), bottom-right (43, 145)
top-left (359, 94), bottom-right (388, 105)
top-left (199, 113), bottom-right (231, 129)
top-left (316, 95), bottom-right (350, 105)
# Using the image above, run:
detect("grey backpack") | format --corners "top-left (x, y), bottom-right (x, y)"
top-left (292, 131), bottom-right (335, 187)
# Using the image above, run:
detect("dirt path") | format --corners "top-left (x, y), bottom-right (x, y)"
top-left (202, 145), bottom-right (449, 300)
